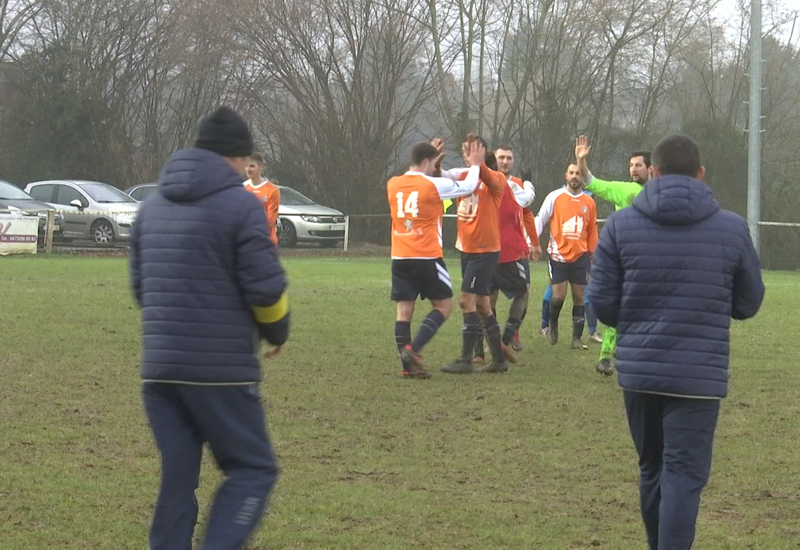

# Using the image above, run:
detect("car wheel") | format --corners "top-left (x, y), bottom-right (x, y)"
top-left (91, 219), bottom-right (115, 245)
top-left (278, 219), bottom-right (297, 248)
top-left (320, 240), bottom-right (341, 248)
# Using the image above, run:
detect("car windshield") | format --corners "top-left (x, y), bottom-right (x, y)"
top-left (79, 183), bottom-right (136, 203)
top-left (0, 181), bottom-right (33, 200)
top-left (279, 187), bottom-right (316, 206)
top-left (140, 186), bottom-right (158, 199)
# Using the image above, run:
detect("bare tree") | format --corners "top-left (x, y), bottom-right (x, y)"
top-left (233, 0), bottom-right (436, 214)
top-left (0, 0), bottom-right (39, 60)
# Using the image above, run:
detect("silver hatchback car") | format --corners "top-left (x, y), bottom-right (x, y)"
top-left (277, 186), bottom-right (345, 248)
top-left (25, 180), bottom-right (140, 244)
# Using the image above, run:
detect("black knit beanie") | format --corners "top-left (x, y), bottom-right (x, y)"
top-left (194, 106), bottom-right (254, 157)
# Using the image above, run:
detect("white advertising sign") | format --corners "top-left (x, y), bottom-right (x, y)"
top-left (0, 214), bottom-right (38, 255)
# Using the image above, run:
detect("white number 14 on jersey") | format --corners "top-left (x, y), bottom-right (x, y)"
top-left (396, 191), bottom-right (419, 218)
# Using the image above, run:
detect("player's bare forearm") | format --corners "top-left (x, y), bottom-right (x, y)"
top-left (578, 157), bottom-right (590, 185)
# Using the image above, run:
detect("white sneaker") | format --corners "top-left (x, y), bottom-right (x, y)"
top-left (588, 332), bottom-right (603, 343)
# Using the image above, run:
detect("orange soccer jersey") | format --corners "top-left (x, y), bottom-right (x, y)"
top-left (455, 164), bottom-right (506, 254)
top-left (522, 207), bottom-right (539, 247)
top-left (387, 173), bottom-right (447, 259)
top-left (536, 188), bottom-right (597, 263)
top-left (244, 180), bottom-right (280, 245)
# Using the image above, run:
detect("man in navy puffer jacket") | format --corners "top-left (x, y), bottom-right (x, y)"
top-left (130, 106), bottom-right (289, 550)
top-left (590, 134), bottom-right (764, 549)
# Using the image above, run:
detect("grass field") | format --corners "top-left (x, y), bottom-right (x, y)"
top-left (1, 255), bottom-right (799, 549)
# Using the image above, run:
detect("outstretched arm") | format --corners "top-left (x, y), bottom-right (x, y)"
top-left (534, 191), bottom-right (557, 236)
top-left (576, 134), bottom-right (642, 208)
top-left (575, 134), bottom-right (591, 186)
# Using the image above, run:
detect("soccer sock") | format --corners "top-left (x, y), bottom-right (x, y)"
top-left (411, 310), bottom-right (445, 353)
top-left (573, 305), bottom-right (586, 340)
top-left (585, 299), bottom-right (597, 334)
top-left (541, 300), bottom-right (550, 330)
top-left (395, 321), bottom-right (411, 353)
top-left (484, 314), bottom-right (505, 363)
top-left (520, 306), bottom-right (527, 323)
top-left (503, 295), bottom-right (527, 345)
top-left (461, 312), bottom-right (482, 362)
top-left (549, 299), bottom-right (564, 329)
top-left (599, 326), bottom-right (617, 360)
top-left (474, 331), bottom-right (485, 358)
top-left (502, 317), bottom-right (522, 345)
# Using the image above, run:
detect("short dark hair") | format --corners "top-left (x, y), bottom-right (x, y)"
top-left (495, 145), bottom-right (513, 153)
top-left (630, 150), bottom-right (651, 167)
top-left (652, 135), bottom-right (701, 177)
top-left (410, 142), bottom-right (439, 166)
top-left (249, 153), bottom-right (265, 164)
top-left (485, 152), bottom-right (498, 171)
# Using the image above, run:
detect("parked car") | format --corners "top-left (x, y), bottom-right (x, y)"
top-left (122, 183), bottom-right (345, 248)
top-left (125, 183), bottom-right (159, 202)
top-left (0, 180), bottom-right (65, 239)
top-left (276, 186), bottom-right (345, 248)
top-left (25, 180), bottom-right (139, 244)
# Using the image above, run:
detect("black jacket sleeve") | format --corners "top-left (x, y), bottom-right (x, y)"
top-left (588, 216), bottom-right (623, 328)
top-left (731, 223), bottom-right (765, 320)
top-left (234, 197), bottom-right (290, 345)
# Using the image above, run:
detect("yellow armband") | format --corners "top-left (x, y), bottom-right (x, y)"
top-left (252, 293), bottom-right (289, 324)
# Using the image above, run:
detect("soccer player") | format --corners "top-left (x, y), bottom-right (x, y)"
top-left (488, 146), bottom-right (540, 355)
top-left (534, 163), bottom-right (597, 349)
top-left (441, 134), bottom-right (511, 374)
top-left (387, 140), bottom-right (485, 378)
top-left (574, 135), bottom-right (650, 375)
top-left (244, 153), bottom-right (281, 246)
top-left (540, 283), bottom-right (601, 342)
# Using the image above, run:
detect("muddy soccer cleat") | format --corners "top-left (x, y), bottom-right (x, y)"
top-left (596, 358), bottom-right (614, 376)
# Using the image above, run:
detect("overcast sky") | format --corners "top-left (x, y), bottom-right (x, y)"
top-left (713, 0), bottom-right (799, 42)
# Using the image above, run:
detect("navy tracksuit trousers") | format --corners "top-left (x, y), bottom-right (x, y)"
top-left (624, 390), bottom-right (720, 550)
top-left (142, 382), bottom-right (279, 550)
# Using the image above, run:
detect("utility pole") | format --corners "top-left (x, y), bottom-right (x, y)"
top-left (747, 0), bottom-right (762, 254)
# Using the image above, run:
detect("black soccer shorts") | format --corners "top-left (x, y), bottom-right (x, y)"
top-left (549, 252), bottom-right (590, 285)
top-left (460, 251), bottom-right (500, 296)
top-left (491, 258), bottom-right (530, 298)
top-left (391, 258), bottom-right (453, 302)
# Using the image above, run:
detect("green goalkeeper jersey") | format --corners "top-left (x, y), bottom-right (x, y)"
top-left (585, 175), bottom-right (644, 210)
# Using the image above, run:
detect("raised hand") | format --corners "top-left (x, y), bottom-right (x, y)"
top-left (521, 168), bottom-right (532, 183)
top-left (466, 138), bottom-right (486, 167)
top-left (575, 134), bottom-right (591, 160)
top-left (430, 138), bottom-right (445, 175)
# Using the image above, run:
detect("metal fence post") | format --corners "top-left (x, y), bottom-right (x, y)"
top-left (343, 215), bottom-right (350, 252)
